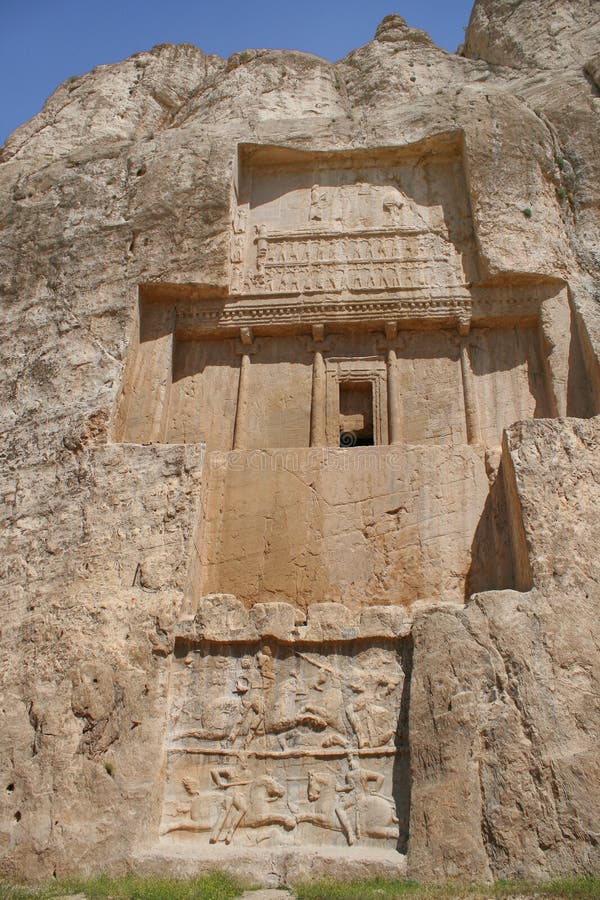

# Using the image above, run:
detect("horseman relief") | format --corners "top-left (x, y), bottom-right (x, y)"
top-left (160, 637), bottom-right (405, 849)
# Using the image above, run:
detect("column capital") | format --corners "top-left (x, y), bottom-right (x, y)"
top-left (240, 325), bottom-right (254, 345)
top-left (384, 321), bottom-right (398, 341)
top-left (457, 312), bottom-right (471, 337)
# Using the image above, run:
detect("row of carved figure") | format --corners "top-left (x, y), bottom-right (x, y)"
top-left (163, 756), bottom-right (400, 847)
top-left (256, 232), bottom-right (439, 265)
top-left (232, 260), bottom-right (458, 295)
top-left (231, 228), bottom-right (446, 267)
top-left (171, 646), bottom-right (401, 753)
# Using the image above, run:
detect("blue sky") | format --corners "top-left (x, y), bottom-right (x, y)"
top-left (0, 0), bottom-right (474, 147)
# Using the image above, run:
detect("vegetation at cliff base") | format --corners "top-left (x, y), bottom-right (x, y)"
top-left (0, 872), bottom-right (241, 900)
top-left (1, 873), bottom-right (600, 900)
top-left (292, 875), bottom-right (600, 900)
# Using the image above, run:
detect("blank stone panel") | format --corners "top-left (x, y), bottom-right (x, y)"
top-left (470, 327), bottom-right (549, 447)
top-left (200, 446), bottom-right (491, 608)
top-left (166, 339), bottom-right (239, 450)
top-left (243, 336), bottom-right (313, 450)
top-left (114, 303), bottom-right (174, 444)
top-left (396, 332), bottom-right (466, 446)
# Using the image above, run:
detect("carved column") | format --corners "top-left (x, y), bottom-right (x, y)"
top-left (309, 324), bottom-right (327, 447)
top-left (387, 348), bottom-right (401, 445)
top-left (459, 330), bottom-right (481, 446)
top-left (383, 322), bottom-right (401, 446)
top-left (232, 327), bottom-right (254, 450)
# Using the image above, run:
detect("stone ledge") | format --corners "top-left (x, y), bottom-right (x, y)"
top-left (176, 595), bottom-right (416, 643)
top-left (133, 843), bottom-right (407, 889)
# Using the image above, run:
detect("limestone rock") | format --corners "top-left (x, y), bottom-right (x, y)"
top-left (1, 2), bottom-right (600, 888)
top-left (374, 14), bottom-right (434, 49)
top-left (463, 0), bottom-right (600, 71)
top-left (409, 419), bottom-right (600, 880)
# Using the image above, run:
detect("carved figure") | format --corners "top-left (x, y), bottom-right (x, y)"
top-left (230, 268), bottom-right (243, 293)
top-left (344, 757), bottom-right (399, 841)
top-left (313, 269), bottom-right (325, 292)
top-left (233, 206), bottom-right (248, 234)
top-left (271, 271), bottom-right (284, 293)
top-left (264, 670), bottom-right (302, 738)
top-left (229, 647), bottom-right (278, 747)
top-left (231, 233), bottom-right (245, 264)
top-left (295, 652), bottom-right (348, 746)
top-left (271, 242), bottom-right (285, 265)
top-left (160, 771), bottom-right (217, 835)
top-left (209, 766), bottom-right (295, 844)
top-left (346, 680), bottom-right (397, 748)
top-left (383, 192), bottom-right (404, 225)
top-left (257, 645), bottom-right (275, 684)
top-left (230, 656), bottom-right (266, 747)
top-left (298, 770), bottom-right (355, 845)
top-left (208, 764), bottom-right (252, 844)
top-left (309, 184), bottom-right (327, 221)
top-left (178, 693), bottom-right (240, 741)
top-left (255, 224), bottom-right (269, 274)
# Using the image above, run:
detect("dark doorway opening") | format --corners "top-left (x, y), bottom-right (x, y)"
top-left (339, 381), bottom-right (374, 447)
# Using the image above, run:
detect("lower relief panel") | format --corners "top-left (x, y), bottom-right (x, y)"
top-left (160, 639), bottom-right (407, 851)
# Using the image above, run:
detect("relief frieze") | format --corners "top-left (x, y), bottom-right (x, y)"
top-left (230, 149), bottom-right (476, 297)
top-left (160, 638), bottom-right (405, 849)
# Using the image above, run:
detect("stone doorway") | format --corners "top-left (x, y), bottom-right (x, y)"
top-left (339, 380), bottom-right (375, 447)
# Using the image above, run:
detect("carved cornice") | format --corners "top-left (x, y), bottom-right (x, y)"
top-left (174, 293), bottom-right (473, 335)
top-left (261, 225), bottom-right (434, 242)
top-left (142, 282), bottom-right (548, 336)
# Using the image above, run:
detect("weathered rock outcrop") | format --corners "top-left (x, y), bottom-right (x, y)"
top-left (463, 0), bottom-right (600, 71)
top-left (1, 1), bottom-right (599, 886)
top-left (410, 419), bottom-right (600, 880)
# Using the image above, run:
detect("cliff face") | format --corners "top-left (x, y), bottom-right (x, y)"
top-left (463, 0), bottom-right (600, 71)
top-left (1, 4), bottom-right (599, 886)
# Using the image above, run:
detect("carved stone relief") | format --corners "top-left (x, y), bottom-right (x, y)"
top-left (160, 638), bottom-right (404, 849)
top-left (230, 147), bottom-right (476, 296)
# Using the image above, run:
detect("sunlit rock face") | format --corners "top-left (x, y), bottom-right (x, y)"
top-left (1, 0), bottom-right (600, 886)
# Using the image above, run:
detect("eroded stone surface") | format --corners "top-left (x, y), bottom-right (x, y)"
top-left (409, 419), bottom-right (600, 881)
top-left (1, 1), bottom-right (600, 887)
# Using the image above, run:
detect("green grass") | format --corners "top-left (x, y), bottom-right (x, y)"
top-left (293, 875), bottom-right (600, 900)
top-left (542, 876), bottom-right (600, 898)
top-left (0, 872), bottom-right (242, 900)
top-left (1, 874), bottom-right (599, 900)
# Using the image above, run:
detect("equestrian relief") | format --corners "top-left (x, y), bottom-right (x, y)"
top-left (160, 637), bottom-right (405, 849)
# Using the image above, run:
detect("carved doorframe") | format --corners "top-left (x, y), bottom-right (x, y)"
top-left (324, 357), bottom-right (388, 446)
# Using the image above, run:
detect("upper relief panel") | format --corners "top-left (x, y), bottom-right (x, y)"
top-left (230, 137), bottom-right (479, 297)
